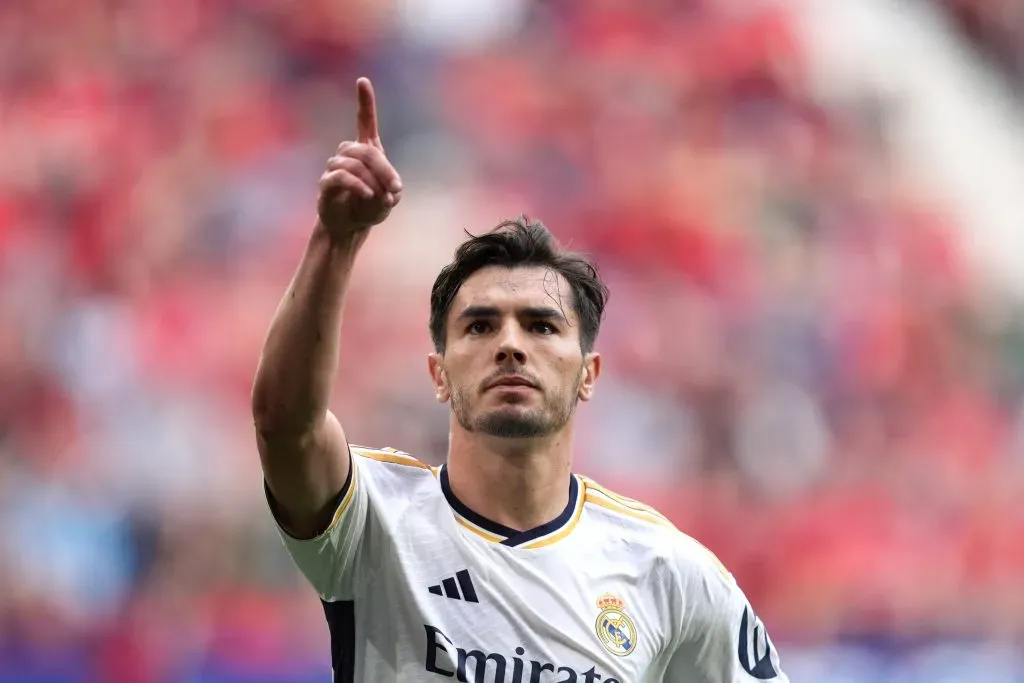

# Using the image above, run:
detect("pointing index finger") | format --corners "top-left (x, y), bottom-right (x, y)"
top-left (355, 77), bottom-right (382, 150)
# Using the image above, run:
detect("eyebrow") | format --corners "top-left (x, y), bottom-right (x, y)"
top-left (457, 305), bottom-right (567, 321)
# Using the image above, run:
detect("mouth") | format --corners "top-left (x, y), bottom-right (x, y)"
top-left (486, 377), bottom-right (538, 391)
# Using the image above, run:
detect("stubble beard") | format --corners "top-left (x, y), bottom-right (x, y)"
top-left (451, 375), bottom-right (581, 440)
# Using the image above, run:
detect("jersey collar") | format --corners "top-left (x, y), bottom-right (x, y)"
top-left (439, 465), bottom-right (584, 548)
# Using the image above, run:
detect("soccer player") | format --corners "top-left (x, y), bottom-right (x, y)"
top-left (252, 77), bottom-right (788, 683)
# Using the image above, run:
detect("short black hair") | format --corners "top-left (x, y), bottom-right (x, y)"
top-left (429, 215), bottom-right (608, 354)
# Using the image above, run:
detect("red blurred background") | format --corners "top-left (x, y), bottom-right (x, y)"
top-left (2, 1), bottom-right (1024, 681)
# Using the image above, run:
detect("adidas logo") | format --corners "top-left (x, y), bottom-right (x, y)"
top-left (427, 569), bottom-right (479, 603)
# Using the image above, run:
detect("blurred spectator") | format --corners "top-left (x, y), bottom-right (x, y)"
top-left (939, 0), bottom-right (1024, 87)
top-left (1, 1), bottom-right (1023, 681)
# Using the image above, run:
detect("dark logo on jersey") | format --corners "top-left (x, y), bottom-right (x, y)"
top-left (425, 625), bottom-right (621, 683)
top-left (737, 606), bottom-right (779, 679)
top-left (428, 569), bottom-right (480, 603)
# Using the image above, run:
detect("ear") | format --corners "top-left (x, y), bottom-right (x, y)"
top-left (427, 353), bottom-right (450, 403)
top-left (577, 352), bottom-right (601, 402)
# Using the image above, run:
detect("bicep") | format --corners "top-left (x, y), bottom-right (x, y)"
top-left (258, 408), bottom-right (351, 540)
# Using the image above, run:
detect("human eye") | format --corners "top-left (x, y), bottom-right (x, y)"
top-left (531, 321), bottom-right (557, 335)
top-left (466, 320), bottom-right (491, 335)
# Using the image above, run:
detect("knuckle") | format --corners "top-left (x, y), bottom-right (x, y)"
top-left (320, 170), bottom-right (348, 188)
top-left (335, 157), bottom-right (364, 173)
top-left (349, 143), bottom-right (379, 162)
top-left (343, 150), bottom-right (367, 165)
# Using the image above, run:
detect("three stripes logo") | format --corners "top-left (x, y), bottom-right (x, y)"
top-left (427, 569), bottom-right (479, 603)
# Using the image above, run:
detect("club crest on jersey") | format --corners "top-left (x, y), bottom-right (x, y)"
top-left (594, 594), bottom-right (638, 657)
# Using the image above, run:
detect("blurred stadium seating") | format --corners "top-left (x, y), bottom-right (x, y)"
top-left (1, 0), bottom-right (1023, 681)
top-left (939, 0), bottom-right (1024, 87)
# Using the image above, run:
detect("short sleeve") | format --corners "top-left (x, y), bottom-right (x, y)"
top-left (265, 447), bottom-right (371, 601)
top-left (664, 548), bottom-right (789, 683)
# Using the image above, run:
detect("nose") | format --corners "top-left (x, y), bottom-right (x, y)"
top-left (494, 323), bottom-right (527, 365)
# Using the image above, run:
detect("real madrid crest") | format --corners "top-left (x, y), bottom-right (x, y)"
top-left (594, 594), bottom-right (638, 656)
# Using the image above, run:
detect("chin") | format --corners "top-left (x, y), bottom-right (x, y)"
top-left (478, 405), bottom-right (527, 423)
top-left (474, 408), bottom-right (554, 440)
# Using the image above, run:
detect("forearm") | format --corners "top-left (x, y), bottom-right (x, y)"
top-left (252, 222), bottom-right (366, 436)
top-left (253, 76), bottom-right (399, 538)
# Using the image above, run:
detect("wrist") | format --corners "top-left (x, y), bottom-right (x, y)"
top-left (313, 219), bottom-right (371, 255)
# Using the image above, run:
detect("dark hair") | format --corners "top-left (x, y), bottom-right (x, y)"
top-left (429, 215), bottom-right (609, 354)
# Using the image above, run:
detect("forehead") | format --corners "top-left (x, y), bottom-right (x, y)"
top-left (452, 266), bottom-right (577, 320)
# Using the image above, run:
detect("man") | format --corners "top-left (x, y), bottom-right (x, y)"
top-left (252, 77), bottom-right (788, 683)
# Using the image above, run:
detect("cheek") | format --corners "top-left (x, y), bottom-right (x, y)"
top-left (549, 349), bottom-right (584, 382)
top-left (441, 352), bottom-right (478, 387)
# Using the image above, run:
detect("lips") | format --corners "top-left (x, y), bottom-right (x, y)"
top-left (486, 376), bottom-right (537, 390)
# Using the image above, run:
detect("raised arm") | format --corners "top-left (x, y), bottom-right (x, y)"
top-left (251, 77), bottom-right (403, 539)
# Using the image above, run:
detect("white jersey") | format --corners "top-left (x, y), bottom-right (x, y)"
top-left (269, 445), bottom-right (789, 683)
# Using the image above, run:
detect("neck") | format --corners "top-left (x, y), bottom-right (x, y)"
top-left (445, 425), bottom-right (574, 533)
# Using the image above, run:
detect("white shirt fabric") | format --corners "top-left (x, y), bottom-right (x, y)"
top-left (268, 445), bottom-right (789, 683)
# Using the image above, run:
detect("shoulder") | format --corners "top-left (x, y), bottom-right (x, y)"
top-left (350, 444), bottom-right (436, 471)
top-left (349, 444), bottom-right (439, 495)
top-left (580, 476), bottom-right (676, 532)
top-left (579, 475), bottom-right (732, 582)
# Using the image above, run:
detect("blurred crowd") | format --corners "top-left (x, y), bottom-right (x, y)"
top-left (939, 0), bottom-right (1024, 86)
top-left (2, 0), bottom-right (1024, 681)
